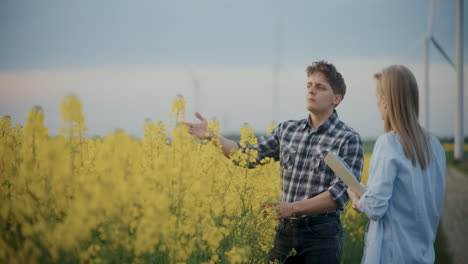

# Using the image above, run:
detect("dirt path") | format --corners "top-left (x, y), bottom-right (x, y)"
top-left (440, 166), bottom-right (468, 264)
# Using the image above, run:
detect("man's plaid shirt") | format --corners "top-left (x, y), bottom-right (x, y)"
top-left (243, 110), bottom-right (364, 212)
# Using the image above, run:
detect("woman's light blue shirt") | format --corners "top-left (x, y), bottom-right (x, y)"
top-left (358, 132), bottom-right (446, 264)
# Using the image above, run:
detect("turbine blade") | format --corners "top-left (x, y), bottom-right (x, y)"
top-left (431, 37), bottom-right (456, 68)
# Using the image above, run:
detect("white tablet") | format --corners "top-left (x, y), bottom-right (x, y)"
top-left (324, 151), bottom-right (366, 197)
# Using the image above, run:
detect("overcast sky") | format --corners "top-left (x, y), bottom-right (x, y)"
top-left (1, 0), bottom-right (467, 139)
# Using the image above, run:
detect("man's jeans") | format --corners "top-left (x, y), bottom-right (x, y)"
top-left (268, 214), bottom-right (343, 264)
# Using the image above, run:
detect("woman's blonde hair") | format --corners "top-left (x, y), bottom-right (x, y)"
top-left (374, 65), bottom-right (431, 169)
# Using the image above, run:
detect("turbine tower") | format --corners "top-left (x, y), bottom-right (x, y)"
top-left (186, 67), bottom-right (201, 116)
top-left (272, 22), bottom-right (282, 123)
top-left (424, 0), bottom-right (464, 160)
top-left (423, 0), bottom-right (435, 130)
top-left (454, 0), bottom-right (464, 161)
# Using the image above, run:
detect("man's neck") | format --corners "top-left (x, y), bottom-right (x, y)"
top-left (309, 109), bottom-right (334, 131)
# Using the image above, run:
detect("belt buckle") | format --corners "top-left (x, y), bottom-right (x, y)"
top-left (282, 216), bottom-right (300, 225)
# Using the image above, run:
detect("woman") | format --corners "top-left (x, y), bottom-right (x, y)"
top-left (348, 65), bottom-right (446, 263)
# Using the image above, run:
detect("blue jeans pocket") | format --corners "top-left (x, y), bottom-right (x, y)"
top-left (305, 220), bottom-right (340, 238)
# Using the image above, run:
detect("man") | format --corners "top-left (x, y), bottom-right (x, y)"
top-left (186, 60), bottom-right (364, 263)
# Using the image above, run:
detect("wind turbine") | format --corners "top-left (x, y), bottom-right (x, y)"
top-left (424, 0), bottom-right (464, 161)
top-left (272, 21), bottom-right (282, 123)
top-left (185, 67), bottom-right (201, 116)
top-left (423, 0), bottom-right (434, 131)
top-left (424, 0), bottom-right (455, 130)
top-left (454, 0), bottom-right (464, 161)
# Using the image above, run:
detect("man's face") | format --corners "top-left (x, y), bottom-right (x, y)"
top-left (305, 72), bottom-right (342, 114)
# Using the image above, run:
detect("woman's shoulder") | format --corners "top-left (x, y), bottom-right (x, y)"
top-left (374, 132), bottom-right (445, 161)
top-left (374, 132), bottom-right (401, 155)
top-left (376, 132), bottom-right (397, 144)
top-left (427, 134), bottom-right (446, 158)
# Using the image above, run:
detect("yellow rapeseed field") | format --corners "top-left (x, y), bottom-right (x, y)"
top-left (441, 143), bottom-right (468, 151)
top-left (0, 95), bottom-right (370, 264)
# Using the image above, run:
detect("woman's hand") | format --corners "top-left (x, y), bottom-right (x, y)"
top-left (347, 188), bottom-right (362, 213)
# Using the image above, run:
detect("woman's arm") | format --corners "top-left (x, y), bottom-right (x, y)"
top-left (356, 155), bottom-right (398, 221)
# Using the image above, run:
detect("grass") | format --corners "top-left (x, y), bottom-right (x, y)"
top-left (445, 150), bottom-right (468, 175)
top-left (362, 141), bottom-right (375, 154)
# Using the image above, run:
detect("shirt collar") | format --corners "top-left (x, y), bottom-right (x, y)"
top-left (302, 110), bottom-right (339, 134)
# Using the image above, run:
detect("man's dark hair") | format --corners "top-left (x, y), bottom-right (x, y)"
top-left (306, 60), bottom-right (346, 97)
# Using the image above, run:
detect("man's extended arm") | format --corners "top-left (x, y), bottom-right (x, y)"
top-left (185, 112), bottom-right (239, 157)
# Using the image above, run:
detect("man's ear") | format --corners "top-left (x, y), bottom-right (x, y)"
top-left (333, 94), bottom-right (343, 105)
